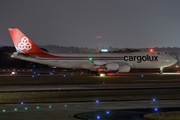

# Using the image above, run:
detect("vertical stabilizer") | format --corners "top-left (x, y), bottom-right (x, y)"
top-left (8, 28), bottom-right (44, 54)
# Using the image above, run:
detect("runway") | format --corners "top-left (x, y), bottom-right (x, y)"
top-left (0, 71), bottom-right (180, 119)
top-left (0, 100), bottom-right (180, 120)
top-left (0, 82), bottom-right (180, 92)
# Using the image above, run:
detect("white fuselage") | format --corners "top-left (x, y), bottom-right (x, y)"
top-left (13, 51), bottom-right (177, 71)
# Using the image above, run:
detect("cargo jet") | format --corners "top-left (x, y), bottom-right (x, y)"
top-left (8, 28), bottom-right (177, 74)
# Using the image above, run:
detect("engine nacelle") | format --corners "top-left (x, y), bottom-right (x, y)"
top-left (118, 65), bottom-right (130, 72)
top-left (93, 60), bottom-right (107, 66)
top-left (105, 63), bottom-right (119, 71)
top-left (105, 63), bottom-right (131, 72)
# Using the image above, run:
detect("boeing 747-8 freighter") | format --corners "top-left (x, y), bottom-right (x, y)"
top-left (8, 28), bottom-right (177, 74)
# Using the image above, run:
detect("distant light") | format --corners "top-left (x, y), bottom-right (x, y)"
top-left (153, 98), bottom-right (156, 102)
top-left (96, 36), bottom-right (98, 38)
top-left (32, 75), bottom-right (34, 78)
top-left (31, 69), bottom-right (33, 71)
top-left (3, 109), bottom-right (5, 112)
top-left (154, 108), bottom-right (158, 111)
top-left (11, 55), bottom-right (13, 57)
top-left (21, 102), bottom-right (23, 105)
top-left (14, 108), bottom-right (17, 111)
top-left (53, 70), bottom-right (55, 72)
top-left (34, 72), bottom-right (36, 74)
top-left (100, 74), bottom-right (105, 77)
top-left (65, 105), bottom-right (67, 107)
top-left (96, 100), bottom-right (99, 103)
top-left (141, 75), bottom-right (143, 77)
top-left (99, 36), bottom-right (101, 38)
top-left (25, 107), bottom-right (27, 110)
top-left (38, 73), bottom-right (40, 75)
top-left (63, 75), bottom-right (66, 77)
top-left (106, 111), bottom-right (109, 114)
top-left (101, 49), bottom-right (108, 52)
top-left (37, 106), bottom-right (39, 109)
top-left (49, 106), bottom-right (51, 108)
top-left (97, 116), bottom-right (100, 119)
top-left (10, 74), bottom-right (12, 76)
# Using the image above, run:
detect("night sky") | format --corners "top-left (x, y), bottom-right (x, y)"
top-left (1, 0), bottom-right (180, 48)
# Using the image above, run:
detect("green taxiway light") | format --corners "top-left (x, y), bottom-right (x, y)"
top-left (65, 105), bottom-right (67, 107)
top-left (37, 106), bottom-right (39, 109)
top-left (3, 110), bottom-right (5, 112)
top-left (14, 108), bottom-right (17, 111)
top-left (49, 106), bottom-right (51, 108)
top-left (25, 107), bottom-right (27, 110)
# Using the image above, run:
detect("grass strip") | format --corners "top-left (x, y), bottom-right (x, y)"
top-left (144, 111), bottom-right (180, 120)
top-left (0, 89), bottom-right (179, 103)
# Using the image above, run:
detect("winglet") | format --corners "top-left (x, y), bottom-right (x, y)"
top-left (8, 28), bottom-right (44, 54)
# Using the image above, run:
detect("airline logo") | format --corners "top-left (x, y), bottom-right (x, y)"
top-left (124, 55), bottom-right (158, 63)
top-left (18, 37), bottom-right (32, 50)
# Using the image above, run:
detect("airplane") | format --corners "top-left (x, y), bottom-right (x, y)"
top-left (8, 28), bottom-right (177, 74)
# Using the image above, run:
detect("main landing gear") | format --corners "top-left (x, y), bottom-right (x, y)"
top-left (159, 68), bottom-right (163, 74)
top-left (88, 70), bottom-right (106, 76)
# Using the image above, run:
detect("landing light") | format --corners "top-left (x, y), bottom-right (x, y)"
top-left (100, 73), bottom-right (105, 77)
top-left (11, 72), bottom-right (15, 75)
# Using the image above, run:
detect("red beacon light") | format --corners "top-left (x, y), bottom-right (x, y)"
top-left (150, 49), bottom-right (154, 52)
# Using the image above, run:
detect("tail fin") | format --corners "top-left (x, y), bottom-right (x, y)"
top-left (8, 28), bottom-right (44, 54)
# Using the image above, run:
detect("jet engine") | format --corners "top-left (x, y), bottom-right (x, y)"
top-left (105, 63), bottom-right (130, 72)
top-left (118, 65), bottom-right (130, 72)
top-left (93, 60), bottom-right (107, 65)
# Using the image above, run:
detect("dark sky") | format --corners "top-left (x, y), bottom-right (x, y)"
top-left (1, 0), bottom-right (180, 48)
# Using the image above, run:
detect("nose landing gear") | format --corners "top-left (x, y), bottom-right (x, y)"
top-left (159, 68), bottom-right (163, 74)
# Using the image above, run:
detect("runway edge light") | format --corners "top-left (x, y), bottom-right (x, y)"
top-left (97, 115), bottom-right (100, 119)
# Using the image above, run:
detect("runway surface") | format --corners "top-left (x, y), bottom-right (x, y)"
top-left (0, 82), bottom-right (180, 92)
top-left (0, 100), bottom-right (180, 120)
